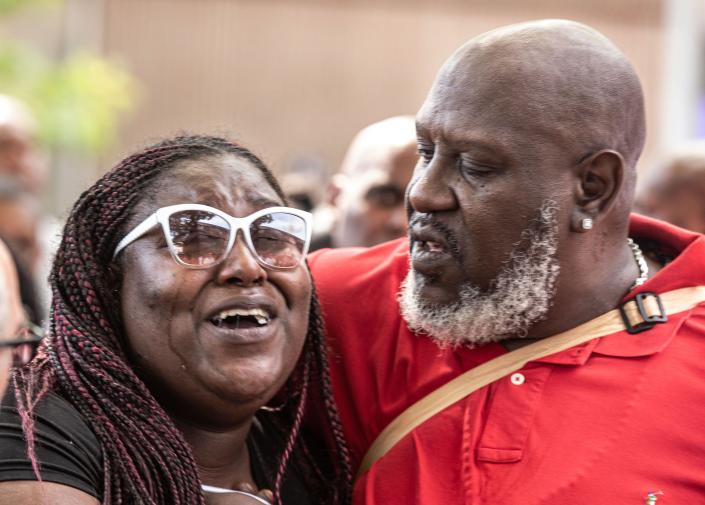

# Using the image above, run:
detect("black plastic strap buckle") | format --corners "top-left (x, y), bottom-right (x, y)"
top-left (619, 291), bottom-right (668, 334)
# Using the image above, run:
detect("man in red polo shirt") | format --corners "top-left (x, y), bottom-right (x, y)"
top-left (309, 20), bottom-right (705, 504)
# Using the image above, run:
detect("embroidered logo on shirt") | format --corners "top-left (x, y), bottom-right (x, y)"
top-left (645, 490), bottom-right (663, 504)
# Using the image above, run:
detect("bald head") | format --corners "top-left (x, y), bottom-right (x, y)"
top-left (341, 116), bottom-right (417, 176)
top-left (429, 20), bottom-right (645, 173)
top-left (331, 116), bottom-right (417, 247)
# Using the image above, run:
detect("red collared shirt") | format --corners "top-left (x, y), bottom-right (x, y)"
top-left (309, 215), bottom-right (705, 505)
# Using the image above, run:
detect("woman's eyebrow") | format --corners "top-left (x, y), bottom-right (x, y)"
top-left (248, 195), bottom-right (284, 209)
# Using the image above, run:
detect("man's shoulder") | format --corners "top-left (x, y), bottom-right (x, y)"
top-left (308, 237), bottom-right (409, 283)
top-left (630, 213), bottom-right (704, 257)
top-left (308, 238), bottom-right (410, 320)
top-left (629, 213), bottom-right (705, 289)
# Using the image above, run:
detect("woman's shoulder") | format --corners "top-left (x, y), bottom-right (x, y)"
top-left (1, 387), bottom-right (101, 453)
top-left (0, 386), bottom-right (103, 500)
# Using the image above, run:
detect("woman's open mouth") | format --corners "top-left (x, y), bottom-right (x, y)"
top-left (205, 305), bottom-right (279, 344)
top-left (210, 307), bottom-right (272, 329)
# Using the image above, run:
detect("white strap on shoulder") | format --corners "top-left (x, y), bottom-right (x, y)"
top-left (357, 286), bottom-right (705, 477)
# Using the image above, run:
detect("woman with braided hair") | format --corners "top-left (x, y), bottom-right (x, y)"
top-left (0, 135), bottom-right (353, 505)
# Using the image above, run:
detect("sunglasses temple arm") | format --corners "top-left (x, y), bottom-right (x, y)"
top-left (113, 214), bottom-right (160, 259)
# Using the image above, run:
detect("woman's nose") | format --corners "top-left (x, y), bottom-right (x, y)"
top-left (215, 232), bottom-right (267, 286)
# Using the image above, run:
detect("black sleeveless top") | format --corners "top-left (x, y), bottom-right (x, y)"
top-left (0, 389), bottom-right (312, 503)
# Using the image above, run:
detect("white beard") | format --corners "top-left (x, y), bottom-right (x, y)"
top-left (399, 201), bottom-right (560, 348)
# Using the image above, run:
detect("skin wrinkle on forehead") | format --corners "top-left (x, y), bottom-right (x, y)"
top-left (168, 155), bottom-right (282, 212)
top-left (132, 154), bottom-right (283, 228)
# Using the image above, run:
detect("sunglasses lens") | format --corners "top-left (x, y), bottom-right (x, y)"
top-left (168, 210), bottom-right (230, 267)
top-left (250, 212), bottom-right (308, 268)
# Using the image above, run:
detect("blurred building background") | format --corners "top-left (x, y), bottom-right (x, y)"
top-left (1, 0), bottom-right (704, 216)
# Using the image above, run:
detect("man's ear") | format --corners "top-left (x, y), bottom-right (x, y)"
top-left (571, 149), bottom-right (624, 232)
top-left (326, 174), bottom-right (346, 207)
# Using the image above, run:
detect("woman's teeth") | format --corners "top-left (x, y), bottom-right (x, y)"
top-left (211, 308), bottom-right (271, 327)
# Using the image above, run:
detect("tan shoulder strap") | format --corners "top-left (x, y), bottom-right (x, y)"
top-left (357, 286), bottom-right (705, 478)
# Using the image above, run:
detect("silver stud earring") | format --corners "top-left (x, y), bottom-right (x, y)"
top-left (580, 217), bottom-right (593, 231)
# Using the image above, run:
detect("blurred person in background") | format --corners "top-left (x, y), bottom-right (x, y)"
top-left (0, 96), bottom-right (56, 321)
top-left (637, 143), bottom-right (705, 234)
top-left (310, 116), bottom-right (417, 250)
top-left (0, 239), bottom-right (41, 399)
top-left (0, 179), bottom-right (42, 273)
top-left (0, 95), bottom-right (47, 195)
top-left (280, 156), bottom-right (328, 213)
top-left (0, 179), bottom-right (45, 325)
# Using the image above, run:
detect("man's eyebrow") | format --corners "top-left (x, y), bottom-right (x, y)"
top-left (415, 120), bottom-right (511, 159)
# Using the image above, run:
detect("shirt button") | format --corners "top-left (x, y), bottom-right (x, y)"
top-left (510, 372), bottom-right (526, 385)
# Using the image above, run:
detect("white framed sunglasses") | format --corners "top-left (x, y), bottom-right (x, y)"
top-left (113, 204), bottom-right (313, 270)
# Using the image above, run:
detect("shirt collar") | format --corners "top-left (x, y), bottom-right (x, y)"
top-left (536, 214), bottom-right (704, 365)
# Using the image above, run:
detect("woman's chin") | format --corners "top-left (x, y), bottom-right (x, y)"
top-left (199, 358), bottom-right (290, 407)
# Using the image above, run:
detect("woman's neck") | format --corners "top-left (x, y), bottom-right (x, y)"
top-left (176, 416), bottom-right (256, 490)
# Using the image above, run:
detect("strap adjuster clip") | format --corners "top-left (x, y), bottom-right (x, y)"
top-left (619, 291), bottom-right (667, 334)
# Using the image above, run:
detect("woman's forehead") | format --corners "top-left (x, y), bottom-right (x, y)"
top-left (152, 154), bottom-right (282, 211)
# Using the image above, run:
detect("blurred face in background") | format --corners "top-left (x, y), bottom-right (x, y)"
top-left (0, 240), bottom-right (24, 397)
top-left (643, 186), bottom-right (705, 234)
top-left (637, 149), bottom-right (705, 235)
top-left (0, 96), bottom-right (47, 194)
top-left (0, 191), bottom-right (41, 274)
top-left (331, 116), bottom-right (417, 248)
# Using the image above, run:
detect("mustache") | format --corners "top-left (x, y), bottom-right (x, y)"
top-left (408, 214), bottom-right (462, 262)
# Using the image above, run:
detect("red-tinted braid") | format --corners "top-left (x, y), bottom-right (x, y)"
top-left (273, 347), bottom-right (311, 504)
top-left (17, 142), bottom-right (226, 504)
top-left (307, 290), bottom-right (354, 504)
top-left (12, 135), bottom-right (352, 505)
top-left (48, 144), bottom-right (209, 503)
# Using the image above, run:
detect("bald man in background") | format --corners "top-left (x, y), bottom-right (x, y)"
top-left (310, 116), bottom-right (417, 250)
